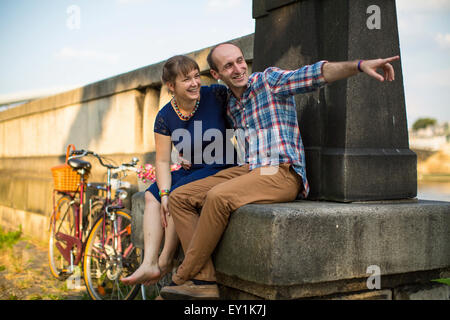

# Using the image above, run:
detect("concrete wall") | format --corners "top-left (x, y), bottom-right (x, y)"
top-left (0, 34), bottom-right (254, 242)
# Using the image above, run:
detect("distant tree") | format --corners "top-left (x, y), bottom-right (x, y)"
top-left (412, 118), bottom-right (437, 131)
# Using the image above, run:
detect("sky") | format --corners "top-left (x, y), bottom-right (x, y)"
top-left (0, 0), bottom-right (449, 128)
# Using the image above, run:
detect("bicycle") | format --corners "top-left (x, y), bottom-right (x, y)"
top-left (49, 149), bottom-right (142, 300)
top-left (77, 150), bottom-right (143, 300)
top-left (48, 153), bottom-right (95, 281)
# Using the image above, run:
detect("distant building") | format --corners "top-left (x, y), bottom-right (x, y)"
top-left (409, 121), bottom-right (450, 151)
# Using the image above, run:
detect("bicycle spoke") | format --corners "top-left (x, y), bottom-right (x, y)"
top-left (114, 279), bottom-right (125, 300)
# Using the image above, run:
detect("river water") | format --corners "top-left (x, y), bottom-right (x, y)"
top-left (417, 181), bottom-right (450, 202)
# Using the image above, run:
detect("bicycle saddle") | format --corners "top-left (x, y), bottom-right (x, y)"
top-left (68, 158), bottom-right (92, 170)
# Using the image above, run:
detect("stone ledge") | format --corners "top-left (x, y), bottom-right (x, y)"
top-left (131, 193), bottom-right (450, 299)
top-left (214, 200), bottom-right (450, 287)
top-left (216, 267), bottom-right (449, 299)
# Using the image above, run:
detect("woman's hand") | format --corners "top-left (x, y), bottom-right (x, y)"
top-left (179, 155), bottom-right (192, 170)
top-left (160, 195), bottom-right (170, 228)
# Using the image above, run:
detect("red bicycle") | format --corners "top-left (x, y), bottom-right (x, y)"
top-left (48, 149), bottom-right (142, 300)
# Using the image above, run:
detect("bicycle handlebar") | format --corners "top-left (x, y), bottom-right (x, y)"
top-left (111, 164), bottom-right (138, 174)
top-left (68, 149), bottom-right (139, 172)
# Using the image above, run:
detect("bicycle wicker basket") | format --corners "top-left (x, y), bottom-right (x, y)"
top-left (51, 144), bottom-right (88, 192)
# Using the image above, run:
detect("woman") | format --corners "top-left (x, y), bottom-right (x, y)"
top-left (121, 55), bottom-right (234, 286)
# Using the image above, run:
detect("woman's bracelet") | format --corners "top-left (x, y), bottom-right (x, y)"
top-left (159, 189), bottom-right (170, 197)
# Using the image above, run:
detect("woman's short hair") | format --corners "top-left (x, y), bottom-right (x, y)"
top-left (162, 55), bottom-right (200, 84)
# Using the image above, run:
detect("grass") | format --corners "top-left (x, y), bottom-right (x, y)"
top-left (29, 293), bottom-right (65, 300)
top-left (0, 226), bottom-right (22, 250)
top-left (432, 278), bottom-right (450, 286)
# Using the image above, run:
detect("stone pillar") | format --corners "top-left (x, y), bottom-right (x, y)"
top-left (252, 0), bottom-right (417, 202)
top-left (142, 87), bottom-right (160, 153)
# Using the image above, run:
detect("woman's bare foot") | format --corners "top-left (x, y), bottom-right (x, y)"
top-left (121, 263), bottom-right (161, 285)
top-left (141, 259), bottom-right (174, 286)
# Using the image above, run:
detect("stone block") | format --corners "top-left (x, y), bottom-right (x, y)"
top-left (213, 200), bottom-right (450, 298)
top-left (328, 289), bottom-right (392, 300)
top-left (394, 283), bottom-right (450, 300)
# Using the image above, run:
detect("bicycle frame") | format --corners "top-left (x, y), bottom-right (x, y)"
top-left (79, 151), bottom-right (136, 256)
top-left (51, 169), bottom-right (88, 269)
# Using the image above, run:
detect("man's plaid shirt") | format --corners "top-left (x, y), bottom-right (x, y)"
top-left (225, 60), bottom-right (328, 198)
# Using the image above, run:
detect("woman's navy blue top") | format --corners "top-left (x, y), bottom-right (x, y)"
top-left (154, 85), bottom-right (235, 169)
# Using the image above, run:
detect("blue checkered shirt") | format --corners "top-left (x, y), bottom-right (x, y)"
top-left (225, 60), bottom-right (328, 198)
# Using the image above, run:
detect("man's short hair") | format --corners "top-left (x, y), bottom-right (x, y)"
top-left (207, 42), bottom-right (244, 72)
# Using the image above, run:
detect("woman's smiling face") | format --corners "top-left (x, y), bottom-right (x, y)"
top-left (169, 68), bottom-right (202, 102)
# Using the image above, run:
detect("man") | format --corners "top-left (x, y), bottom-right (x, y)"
top-left (160, 42), bottom-right (399, 299)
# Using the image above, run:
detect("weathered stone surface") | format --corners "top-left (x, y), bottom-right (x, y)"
top-left (393, 283), bottom-right (450, 300)
top-left (0, 205), bottom-right (49, 243)
top-left (328, 289), bottom-right (392, 300)
top-left (214, 200), bottom-right (450, 287)
top-left (252, 0), bottom-right (416, 201)
top-left (217, 268), bottom-right (449, 299)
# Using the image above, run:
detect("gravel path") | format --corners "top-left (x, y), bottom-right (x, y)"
top-left (0, 239), bottom-right (87, 300)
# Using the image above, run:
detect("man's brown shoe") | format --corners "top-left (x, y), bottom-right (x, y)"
top-left (160, 280), bottom-right (220, 300)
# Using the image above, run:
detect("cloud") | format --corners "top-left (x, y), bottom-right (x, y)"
top-left (397, 12), bottom-right (429, 39)
top-left (435, 33), bottom-right (450, 49)
top-left (396, 0), bottom-right (450, 13)
top-left (116, 0), bottom-right (152, 4)
top-left (407, 66), bottom-right (450, 89)
top-left (206, 0), bottom-right (242, 11)
top-left (55, 47), bottom-right (120, 64)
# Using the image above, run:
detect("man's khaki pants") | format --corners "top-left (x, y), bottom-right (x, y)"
top-left (168, 163), bottom-right (302, 284)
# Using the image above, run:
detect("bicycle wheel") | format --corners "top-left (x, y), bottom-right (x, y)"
top-left (83, 209), bottom-right (142, 300)
top-left (48, 195), bottom-right (75, 280)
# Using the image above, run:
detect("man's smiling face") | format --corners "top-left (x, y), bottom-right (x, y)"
top-left (210, 44), bottom-right (249, 95)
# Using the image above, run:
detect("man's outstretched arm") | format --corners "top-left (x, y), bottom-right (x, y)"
top-left (322, 56), bottom-right (400, 83)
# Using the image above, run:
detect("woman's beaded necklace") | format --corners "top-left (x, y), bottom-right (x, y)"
top-left (171, 98), bottom-right (200, 121)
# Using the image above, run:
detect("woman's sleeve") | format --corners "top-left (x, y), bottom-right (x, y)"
top-left (154, 111), bottom-right (170, 136)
